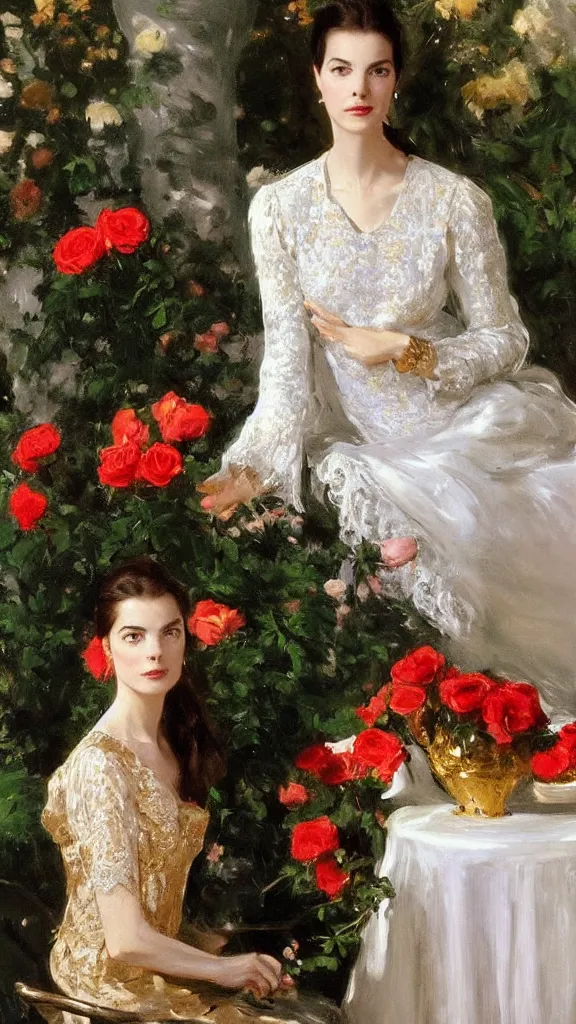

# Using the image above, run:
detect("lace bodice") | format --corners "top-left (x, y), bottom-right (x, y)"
top-left (221, 152), bottom-right (529, 508)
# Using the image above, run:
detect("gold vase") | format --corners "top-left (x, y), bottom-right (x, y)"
top-left (422, 725), bottom-right (532, 817)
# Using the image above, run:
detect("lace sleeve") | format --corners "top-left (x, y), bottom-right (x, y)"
top-left (220, 184), bottom-right (312, 509)
top-left (428, 176), bottom-right (529, 399)
top-left (66, 744), bottom-right (140, 895)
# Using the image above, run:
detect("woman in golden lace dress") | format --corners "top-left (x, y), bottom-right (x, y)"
top-left (42, 557), bottom-right (340, 1024)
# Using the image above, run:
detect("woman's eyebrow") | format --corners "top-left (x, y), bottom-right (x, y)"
top-left (327, 57), bottom-right (393, 68)
top-left (119, 617), bottom-right (182, 632)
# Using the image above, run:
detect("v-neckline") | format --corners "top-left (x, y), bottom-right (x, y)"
top-left (89, 728), bottom-right (201, 810)
top-left (320, 150), bottom-right (418, 236)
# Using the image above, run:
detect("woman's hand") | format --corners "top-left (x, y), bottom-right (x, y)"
top-left (305, 299), bottom-right (409, 367)
top-left (197, 467), bottom-right (263, 521)
top-left (211, 952), bottom-right (283, 998)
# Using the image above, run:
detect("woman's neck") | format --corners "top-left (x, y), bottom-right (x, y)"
top-left (98, 686), bottom-right (166, 746)
top-left (327, 130), bottom-right (407, 190)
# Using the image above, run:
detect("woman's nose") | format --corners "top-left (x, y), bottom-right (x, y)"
top-left (146, 637), bottom-right (163, 660)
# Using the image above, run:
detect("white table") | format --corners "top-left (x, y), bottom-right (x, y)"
top-left (344, 804), bottom-right (576, 1024)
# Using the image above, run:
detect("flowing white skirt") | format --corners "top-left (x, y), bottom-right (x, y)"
top-left (315, 367), bottom-right (576, 714)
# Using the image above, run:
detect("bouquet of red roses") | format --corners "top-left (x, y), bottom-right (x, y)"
top-left (356, 645), bottom-right (550, 750)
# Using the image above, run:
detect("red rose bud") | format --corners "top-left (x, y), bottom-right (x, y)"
top-left (388, 684), bottom-right (427, 715)
top-left (82, 636), bottom-right (111, 681)
top-left (137, 443), bottom-right (183, 487)
top-left (194, 331), bottom-right (220, 354)
top-left (314, 856), bottom-right (350, 899)
top-left (439, 672), bottom-right (496, 714)
top-left (96, 206), bottom-right (149, 254)
top-left (187, 599), bottom-right (246, 646)
top-left (111, 408), bottom-right (150, 448)
top-left (290, 816), bottom-right (340, 862)
top-left (211, 321), bottom-right (230, 337)
top-left (8, 483), bottom-right (48, 530)
top-left (53, 226), bottom-right (106, 275)
top-left (12, 423), bottom-right (61, 472)
top-left (97, 441), bottom-right (141, 488)
top-left (278, 782), bottom-right (309, 807)
top-left (390, 646), bottom-right (446, 687)
top-left (482, 682), bottom-right (548, 745)
top-left (10, 179), bottom-right (42, 220)
top-left (356, 692), bottom-right (388, 727)
top-left (352, 729), bottom-right (406, 782)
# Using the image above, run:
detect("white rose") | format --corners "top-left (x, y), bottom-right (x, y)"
top-left (85, 101), bottom-right (123, 132)
top-left (134, 27), bottom-right (167, 53)
top-left (0, 75), bottom-right (13, 98)
top-left (26, 132), bottom-right (45, 147)
top-left (0, 12), bottom-right (22, 25)
top-left (4, 25), bottom-right (23, 41)
top-left (0, 129), bottom-right (15, 154)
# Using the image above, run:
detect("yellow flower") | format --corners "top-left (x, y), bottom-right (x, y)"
top-left (65, 0), bottom-right (90, 11)
top-left (435, 0), bottom-right (479, 19)
top-left (134, 26), bottom-right (167, 53)
top-left (461, 59), bottom-right (532, 118)
top-left (33, 0), bottom-right (55, 19)
top-left (287, 0), bottom-right (314, 26)
top-left (512, 5), bottom-right (552, 39)
top-left (85, 100), bottom-right (123, 131)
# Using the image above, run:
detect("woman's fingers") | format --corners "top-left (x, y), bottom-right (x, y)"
top-left (255, 955), bottom-right (282, 994)
top-left (304, 300), bottom-right (348, 327)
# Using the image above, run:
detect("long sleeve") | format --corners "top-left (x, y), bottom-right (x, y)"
top-left (429, 176), bottom-right (529, 399)
top-left (221, 183), bottom-right (312, 509)
top-left (65, 745), bottom-right (140, 895)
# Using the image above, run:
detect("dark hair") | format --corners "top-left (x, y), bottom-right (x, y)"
top-left (95, 556), bottom-right (225, 805)
top-left (311, 0), bottom-right (416, 155)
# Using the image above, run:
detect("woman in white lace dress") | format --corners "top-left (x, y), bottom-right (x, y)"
top-left (200, 0), bottom-right (576, 714)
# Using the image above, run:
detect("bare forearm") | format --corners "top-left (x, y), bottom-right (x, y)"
top-left (112, 918), bottom-right (221, 982)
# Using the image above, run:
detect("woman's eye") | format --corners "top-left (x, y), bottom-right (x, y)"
top-left (165, 627), bottom-right (182, 639)
top-left (124, 633), bottom-right (141, 643)
top-left (332, 66), bottom-right (349, 75)
top-left (373, 67), bottom-right (390, 77)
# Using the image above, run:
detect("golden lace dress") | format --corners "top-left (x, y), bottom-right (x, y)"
top-left (219, 151), bottom-right (576, 713)
top-left (42, 730), bottom-right (340, 1024)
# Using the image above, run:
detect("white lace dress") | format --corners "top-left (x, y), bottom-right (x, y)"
top-left (221, 151), bottom-right (576, 713)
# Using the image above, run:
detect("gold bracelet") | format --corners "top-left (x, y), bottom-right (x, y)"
top-left (393, 336), bottom-right (438, 380)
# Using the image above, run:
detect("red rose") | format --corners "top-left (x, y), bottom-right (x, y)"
top-left (295, 744), bottom-right (334, 778)
top-left (531, 742), bottom-right (572, 781)
top-left (97, 441), bottom-right (141, 488)
top-left (558, 723), bottom-right (576, 751)
top-left (439, 672), bottom-right (496, 715)
top-left (8, 483), bottom-right (48, 530)
top-left (96, 206), bottom-right (149, 254)
top-left (10, 179), bottom-right (42, 220)
top-left (278, 782), bottom-right (309, 807)
top-left (482, 682), bottom-right (548, 744)
top-left (321, 752), bottom-right (363, 785)
top-left (390, 646), bottom-right (445, 687)
top-left (211, 321), bottom-right (230, 338)
top-left (353, 729), bottom-right (406, 782)
top-left (82, 636), bottom-right (111, 681)
top-left (188, 599), bottom-right (246, 646)
top-left (356, 693), bottom-right (388, 727)
top-left (111, 409), bottom-right (149, 448)
top-left (315, 856), bottom-right (350, 899)
top-left (159, 403), bottom-right (211, 443)
top-left (12, 423), bottom-right (61, 472)
top-left (290, 816), bottom-right (340, 862)
top-left (151, 390), bottom-right (183, 424)
top-left (389, 685), bottom-right (427, 715)
top-left (53, 226), bottom-right (106, 275)
top-left (137, 443), bottom-right (183, 487)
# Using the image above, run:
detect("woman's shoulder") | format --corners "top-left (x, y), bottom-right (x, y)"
top-left (49, 730), bottom-right (134, 792)
top-left (415, 156), bottom-right (494, 212)
top-left (248, 154), bottom-right (323, 219)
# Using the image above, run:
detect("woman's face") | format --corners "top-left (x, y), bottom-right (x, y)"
top-left (314, 29), bottom-right (397, 136)
top-left (106, 593), bottom-right (186, 697)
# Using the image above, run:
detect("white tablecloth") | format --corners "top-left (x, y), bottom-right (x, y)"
top-left (343, 804), bottom-right (576, 1024)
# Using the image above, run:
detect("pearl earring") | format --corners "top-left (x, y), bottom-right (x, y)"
top-left (318, 96), bottom-right (324, 104)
